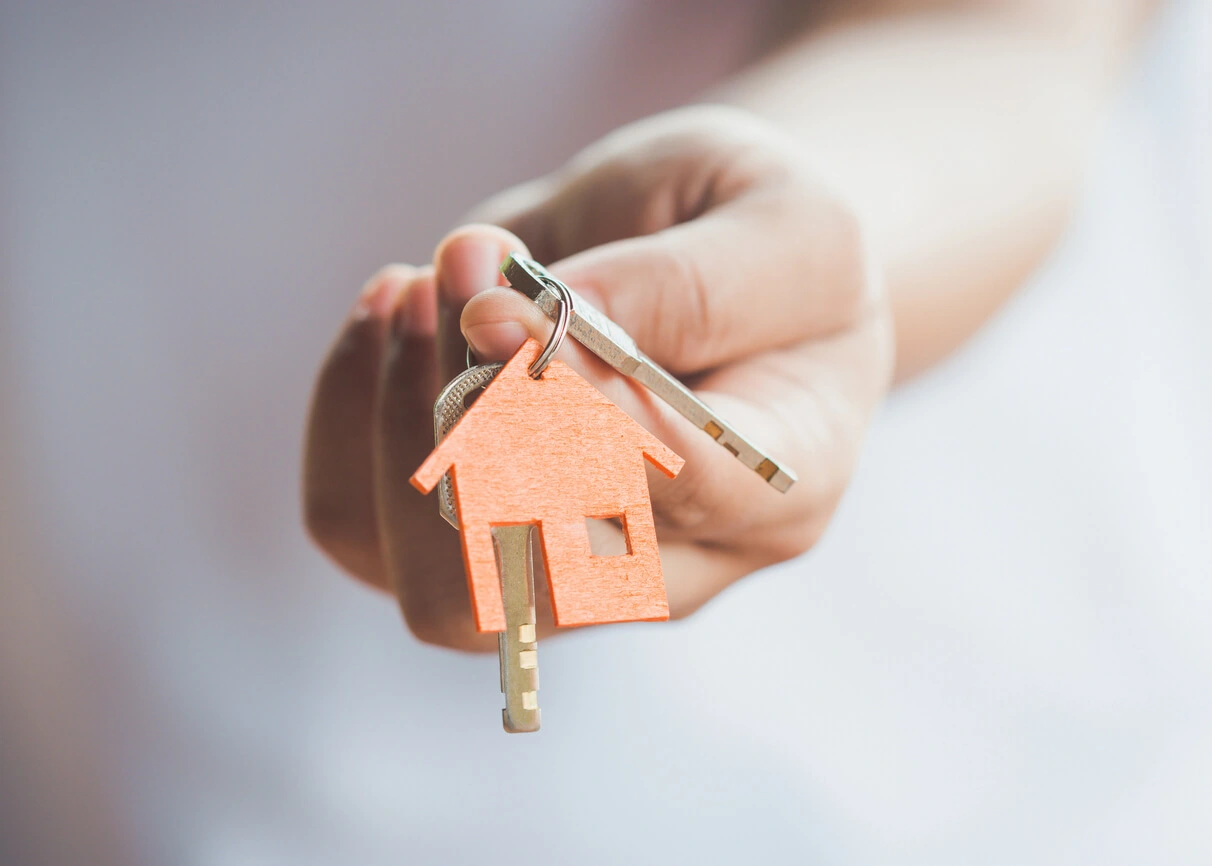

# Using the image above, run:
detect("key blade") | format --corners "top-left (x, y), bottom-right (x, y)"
top-left (502, 254), bottom-right (797, 493)
top-left (492, 524), bottom-right (540, 733)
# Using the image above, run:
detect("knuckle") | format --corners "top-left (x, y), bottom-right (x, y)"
top-left (753, 514), bottom-right (831, 567)
top-left (792, 185), bottom-right (880, 325)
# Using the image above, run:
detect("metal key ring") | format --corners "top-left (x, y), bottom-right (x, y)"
top-left (527, 276), bottom-right (574, 378)
top-left (464, 275), bottom-right (575, 378)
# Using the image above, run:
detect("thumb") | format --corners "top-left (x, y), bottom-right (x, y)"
top-left (543, 184), bottom-right (867, 375)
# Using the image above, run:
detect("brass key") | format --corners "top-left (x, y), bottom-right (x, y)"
top-left (493, 525), bottom-right (540, 733)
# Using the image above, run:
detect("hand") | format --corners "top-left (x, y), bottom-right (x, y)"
top-left (303, 106), bottom-right (894, 651)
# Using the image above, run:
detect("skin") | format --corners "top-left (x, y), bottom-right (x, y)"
top-left (302, 0), bottom-right (1154, 652)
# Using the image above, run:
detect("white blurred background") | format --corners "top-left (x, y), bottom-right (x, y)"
top-left (1, 1), bottom-right (1209, 864)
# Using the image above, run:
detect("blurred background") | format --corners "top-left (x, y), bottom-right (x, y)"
top-left (2, 1), bottom-right (1209, 864)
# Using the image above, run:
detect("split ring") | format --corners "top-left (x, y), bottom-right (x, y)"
top-left (527, 277), bottom-right (574, 378)
top-left (463, 273), bottom-right (575, 378)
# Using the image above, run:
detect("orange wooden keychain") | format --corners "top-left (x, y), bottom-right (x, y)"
top-left (411, 336), bottom-right (683, 632)
top-left (410, 268), bottom-right (683, 732)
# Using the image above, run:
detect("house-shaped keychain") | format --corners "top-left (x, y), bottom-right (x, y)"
top-left (411, 338), bottom-right (684, 633)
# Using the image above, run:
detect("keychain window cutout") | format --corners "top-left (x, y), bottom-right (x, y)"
top-left (411, 338), bottom-right (684, 632)
top-left (585, 516), bottom-right (630, 557)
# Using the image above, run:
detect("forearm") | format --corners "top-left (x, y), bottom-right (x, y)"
top-left (718, 1), bottom-right (1154, 379)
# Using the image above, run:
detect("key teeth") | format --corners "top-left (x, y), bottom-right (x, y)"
top-left (511, 667), bottom-right (538, 691)
top-left (492, 524), bottom-right (541, 733)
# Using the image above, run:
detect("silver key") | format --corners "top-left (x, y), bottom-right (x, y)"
top-left (493, 525), bottom-right (540, 733)
top-left (501, 254), bottom-right (797, 493)
top-left (433, 362), bottom-right (503, 529)
top-left (433, 363), bottom-right (541, 733)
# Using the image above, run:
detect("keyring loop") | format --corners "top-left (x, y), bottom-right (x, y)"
top-left (527, 277), bottom-right (574, 378)
top-left (463, 274), bottom-right (575, 377)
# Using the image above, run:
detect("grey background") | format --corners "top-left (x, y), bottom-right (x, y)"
top-left (2, 1), bottom-right (1209, 864)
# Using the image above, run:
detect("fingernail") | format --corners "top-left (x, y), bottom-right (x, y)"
top-left (463, 321), bottom-right (529, 360)
top-left (354, 281), bottom-right (397, 320)
top-left (392, 279), bottom-right (437, 337)
top-left (353, 264), bottom-right (419, 322)
top-left (438, 239), bottom-right (503, 305)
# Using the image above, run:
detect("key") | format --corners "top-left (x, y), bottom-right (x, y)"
top-left (433, 362), bottom-right (503, 529)
top-left (493, 524), bottom-right (540, 733)
top-left (432, 362), bottom-right (541, 733)
top-left (501, 254), bottom-right (797, 493)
